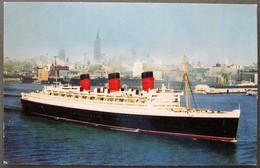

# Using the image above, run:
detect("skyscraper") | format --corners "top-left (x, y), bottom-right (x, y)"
top-left (58, 49), bottom-right (66, 62)
top-left (224, 57), bottom-right (229, 66)
top-left (94, 32), bottom-right (101, 63)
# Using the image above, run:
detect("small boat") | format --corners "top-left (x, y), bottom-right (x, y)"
top-left (21, 76), bottom-right (36, 83)
top-left (245, 89), bottom-right (258, 96)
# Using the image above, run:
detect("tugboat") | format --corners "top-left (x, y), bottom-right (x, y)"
top-left (21, 76), bottom-right (36, 83)
top-left (21, 53), bottom-right (240, 142)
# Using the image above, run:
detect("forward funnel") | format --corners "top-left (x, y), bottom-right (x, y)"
top-left (80, 74), bottom-right (91, 91)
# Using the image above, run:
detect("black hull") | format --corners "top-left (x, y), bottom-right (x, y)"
top-left (21, 99), bottom-right (239, 142)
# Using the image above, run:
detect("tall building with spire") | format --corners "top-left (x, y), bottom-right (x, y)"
top-left (94, 32), bottom-right (101, 63)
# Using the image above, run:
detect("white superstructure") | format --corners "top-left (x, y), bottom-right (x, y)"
top-left (21, 83), bottom-right (240, 119)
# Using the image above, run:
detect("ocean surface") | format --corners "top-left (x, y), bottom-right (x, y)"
top-left (3, 82), bottom-right (258, 166)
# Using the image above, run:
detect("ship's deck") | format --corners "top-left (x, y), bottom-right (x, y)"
top-left (21, 86), bottom-right (240, 119)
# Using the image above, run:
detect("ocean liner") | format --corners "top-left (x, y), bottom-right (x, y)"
top-left (21, 54), bottom-right (240, 142)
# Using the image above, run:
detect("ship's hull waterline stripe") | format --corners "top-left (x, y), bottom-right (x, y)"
top-left (30, 111), bottom-right (236, 143)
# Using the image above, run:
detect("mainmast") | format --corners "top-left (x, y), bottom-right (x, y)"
top-left (54, 56), bottom-right (58, 87)
top-left (183, 50), bottom-right (189, 109)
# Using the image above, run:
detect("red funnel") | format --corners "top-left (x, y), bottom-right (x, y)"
top-left (108, 73), bottom-right (121, 91)
top-left (141, 71), bottom-right (154, 91)
top-left (80, 74), bottom-right (90, 91)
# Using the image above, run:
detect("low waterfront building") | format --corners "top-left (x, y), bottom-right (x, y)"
top-left (50, 65), bottom-right (69, 77)
top-left (37, 69), bottom-right (49, 81)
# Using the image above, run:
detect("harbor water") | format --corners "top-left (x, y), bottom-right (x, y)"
top-left (3, 82), bottom-right (257, 166)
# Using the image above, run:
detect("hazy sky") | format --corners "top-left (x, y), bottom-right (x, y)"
top-left (4, 2), bottom-right (257, 66)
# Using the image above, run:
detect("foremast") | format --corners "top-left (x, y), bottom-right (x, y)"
top-left (54, 56), bottom-right (58, 87)
top-left (183, 50), bottom-right (190, 109)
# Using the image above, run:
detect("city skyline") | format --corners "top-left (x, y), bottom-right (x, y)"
top-left (4, 2), bottom-right (257, 66)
